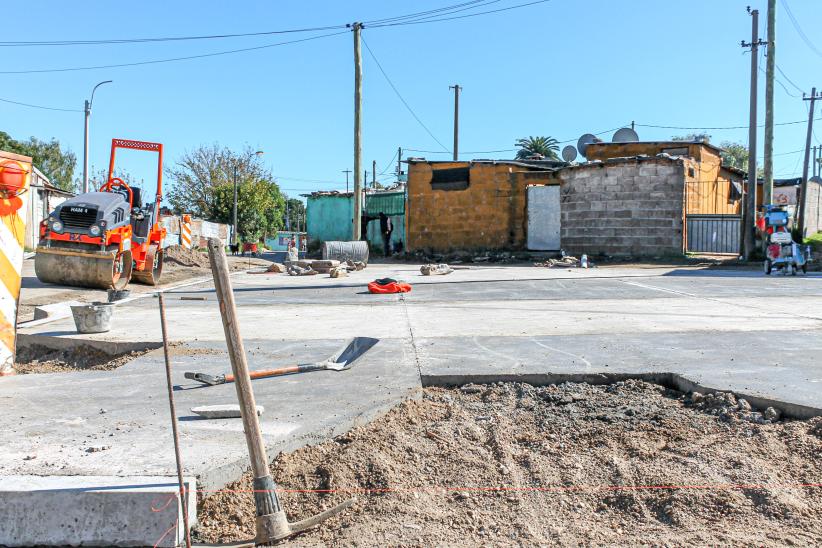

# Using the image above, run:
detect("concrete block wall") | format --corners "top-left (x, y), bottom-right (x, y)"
top-left (556, 159), bottom-right (686, 256)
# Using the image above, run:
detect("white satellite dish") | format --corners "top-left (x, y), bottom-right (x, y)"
top-left (577, 134), bottom-right (598, 158)
top-left (561, 145), bottom-right (578, 162)
top-left (612, 127), bottom-right (640, 143)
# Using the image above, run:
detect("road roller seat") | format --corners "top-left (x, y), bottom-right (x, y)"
top-left (131, 204), bottom-right (154, 242)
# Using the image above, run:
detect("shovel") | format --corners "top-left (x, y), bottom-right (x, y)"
top-left (184, 336), bottom-right (379, 386)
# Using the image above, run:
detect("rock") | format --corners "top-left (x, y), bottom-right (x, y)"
top-left (267, 262), bottom-right (286, 273)
top-left (191, 404), bottom-right (264, 419)
top-left (737, 398), bottom-right (752, 412)
top-left (690, 391), bottom-right (703, 403)
top-left (764, 407), bottom-right (781, 422)
top-left (329, 266), bottom-right (348, 278)
top-left (420, 263), bottom-right (454, 276)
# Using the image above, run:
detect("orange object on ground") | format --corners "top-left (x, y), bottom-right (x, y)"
top-left (368, 279), bottom-right (412, 294)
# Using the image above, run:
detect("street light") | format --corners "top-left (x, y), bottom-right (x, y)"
top-left (233, 150), bottom-right (264, 246)
top-left (82, 80), bottom-right (113, 193)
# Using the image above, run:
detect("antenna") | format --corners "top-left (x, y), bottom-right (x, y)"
top-left (612, 127), bottom-right (640, 143)
top-left (577, 134), bottom-right (598, 158)
top-left (561, 145), bottom-right (578, 162)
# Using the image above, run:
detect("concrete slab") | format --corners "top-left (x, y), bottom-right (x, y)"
top-left (0, 337), bottom-right (420, 491)
top-left (0, 475), bottom-right (195, 547)
top-left (5, 262), bottom-right (822, 544)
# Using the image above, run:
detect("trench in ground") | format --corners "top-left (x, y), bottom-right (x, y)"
top-left (13, 343), bottom-right (159, 374)
top-left (196, 380), bottom-right (822, 547)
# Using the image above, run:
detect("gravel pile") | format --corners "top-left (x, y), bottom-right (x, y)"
top-left (196, 380), bottom-right (822, 546)
top-left (163, 245), bottom-right (210, 268)
top-left (14, 344), bottom-right (151, 374)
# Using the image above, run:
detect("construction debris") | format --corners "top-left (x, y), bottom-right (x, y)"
top-left (420, 263), bottom-right (454, 276)
top-left (329, 266), bottom-right (348, 278)
top-left (164, 244), bottom-right (210, 268)
top-left (196, 380), bottom-right (822, 546)
top-left (287, 264), bottom-right (318, 276)
top-left (345, 260), bottom-right (366, 271)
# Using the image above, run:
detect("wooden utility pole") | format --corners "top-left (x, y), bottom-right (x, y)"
top-left (449, 85), bottom-right (462, 161)
top-left (396, 146), bottom-right (402, 181)
top-left (352, 22), bottom-right (363, 240)
top-left (372, 159), bottom-right (376, 188)
top-left (799, 88), bottom-right (819, 238)
top-left (764, 0), bottom-right (776, 205)
top-left (742, 8), bottom-right (765, 260)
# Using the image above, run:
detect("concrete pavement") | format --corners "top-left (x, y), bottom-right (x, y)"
top-left (3, 261), bottom-right (821, 545)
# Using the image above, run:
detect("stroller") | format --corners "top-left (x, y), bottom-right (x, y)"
top-left (759, 205), bottom-right (811, 275)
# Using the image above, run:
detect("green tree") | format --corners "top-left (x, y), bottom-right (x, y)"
top-left (212, 179), bottom-right (285, 242)
top-left (515, 136), bottom-right (560, 160)
top-left (672, 133), bottom-right (712, 143)
top-left (282, 198), bottom-right (306, 231)
top-left (0, 130), bottom-right (77, 191)
top-left (165, 144), bottom-right (274, 217)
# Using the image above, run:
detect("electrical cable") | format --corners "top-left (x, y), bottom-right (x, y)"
top-left (0, 96), bottom-right (81, 112)
top-left (0, 30), bottom-right (348, 74)
top-left (361, 35), bottom-right (451, 152)
top-left (779, 0), bottom-right (822, 59)
top-left (775, 64), bottom-right (806, 95)
top-left (368, 0), bottom-right (552, 28)
top-left (0, 25), bottom-right (347, 47)
top-left (363, 0), bottom-right (491, 25)
top-left (378, 149), bottom-right (400, 175)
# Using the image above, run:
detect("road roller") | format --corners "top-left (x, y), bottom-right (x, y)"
top-left (34, 138), bottom-right (166, 290)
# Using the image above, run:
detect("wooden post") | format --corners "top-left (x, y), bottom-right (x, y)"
top-left (353, 22), bottom-right (363, 240)
top-left (206, 238), bottom-right (290, 541)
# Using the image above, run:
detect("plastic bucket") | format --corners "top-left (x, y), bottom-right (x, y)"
top-left (71, 303), bottom-right (114, 333)
top-left (107, 288), bottom-right (131, 302)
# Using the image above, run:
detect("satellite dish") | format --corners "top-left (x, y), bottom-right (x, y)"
top-left (577, 134), bottom-right (598, 157)
top-left (612, 127), bottom-right (640, 143)
top-left (561, 145), bottom-right (578, 162)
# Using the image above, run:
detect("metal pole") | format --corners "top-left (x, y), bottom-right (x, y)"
top-left (82, 80), bottom-right (112, 194)
top-left (157, 294), bottom-right (192, 548)
top-left (764, 0), bottom-right (776, 206)
top-left (743, 9), bottom-right (761, 260)
top-left (232, 163), bottom-right (239, 246)
top-left (799, 88), bottom-right (817, 238)
top-left (450, 85), bottom-right (461, 161)
top-left (372, 159), bottom-right (376, 188)
top-left (83, 101), bottom-right (90, 193)
top-left (397, 147), bottom-right (402, 181)
top-left (342, 169), bottom-right (351, 193)
top-left (353, 22), bottom-right (363, 240)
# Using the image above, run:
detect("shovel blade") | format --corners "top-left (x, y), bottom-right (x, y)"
top-left (324, 337), bottom-right (379, 370)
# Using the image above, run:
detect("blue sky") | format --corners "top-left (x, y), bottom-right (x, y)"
top-left (2, 0), bottom-right (821, 199)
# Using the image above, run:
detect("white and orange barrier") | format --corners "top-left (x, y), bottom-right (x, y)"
top-left (0, 151), bottom-right (32, 376)
top-left (181, 214), bottom-right (192, 249)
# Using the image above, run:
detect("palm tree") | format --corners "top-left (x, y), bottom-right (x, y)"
top-left (515, 136), bottom-right (560, 160)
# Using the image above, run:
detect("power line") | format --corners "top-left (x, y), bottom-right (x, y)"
top-left (361, 35), bottom-right (451, 152)
top-left (363, 0), bottom-right (492, 25)
top-left (378, 149), bottom-right (400, 175)
top-left (0, 96), bottom-right (81, 112)
top-left (775, 64), bottom-right (805, 95)
top-left (0, 25), bottom-right (347, 47)
top-left (368, 0), bottom-right (552, 28)
top-left (0, 30), bottom-right (348, 74)
top-left (779, 0), bottom-right (822, 59)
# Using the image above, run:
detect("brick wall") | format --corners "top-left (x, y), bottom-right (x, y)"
top-left (407, 161), bottom-right (551, 252)
top-left (553, 158), bottom-right (687, 256)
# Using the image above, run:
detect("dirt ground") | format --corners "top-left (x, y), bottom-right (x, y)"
top-left (196, 381), bottom-right (822, 547)
top-left (13, 344), bottom-right (155, 374)
top-left (161, 246), bottom-right (270, 284)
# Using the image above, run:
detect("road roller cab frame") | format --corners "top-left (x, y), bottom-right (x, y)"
top-left (35, 138), bottom-right (166, 290)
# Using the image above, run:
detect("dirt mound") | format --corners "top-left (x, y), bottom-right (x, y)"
top-left (14, 344), bottom-right (154, 374)
top-left (196, 381), bottom-right (822, 546)
top-left (163, 245), bottom-right (210, 268)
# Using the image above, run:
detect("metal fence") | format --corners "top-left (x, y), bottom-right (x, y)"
top-left (686, 214), bottom-right (741, 254)
top-left (684, 180), bottom-right (742, 254)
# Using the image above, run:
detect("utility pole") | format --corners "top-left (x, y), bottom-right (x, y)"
top-left (352, 22), bottom-right (363, 240)
top-left (342, 169), bottom-right (351, 193)
top-left (742, 8), bottom-right (765, 260)
top-left (764, 0), bottom-right (776, 206)
top-left (449, 84), bottom-right (462, 161)
top-left (372, 159), bottom-right (376, 188)
top-left (799, 88), bottom-right (819, 238)
top-left (396, 147), bottom-right (402, 181)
